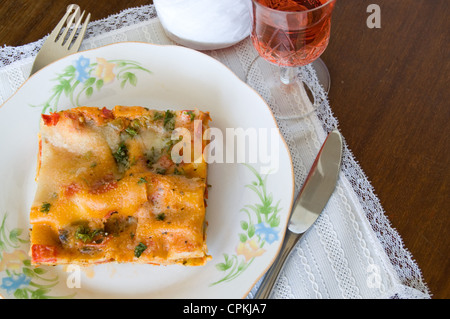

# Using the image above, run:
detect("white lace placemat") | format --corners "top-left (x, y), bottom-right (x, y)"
top-left (0, 4), bottom-right (430, 299)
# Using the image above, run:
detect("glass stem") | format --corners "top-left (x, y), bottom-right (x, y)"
top-left (280, 66), bottom-right (296, 85)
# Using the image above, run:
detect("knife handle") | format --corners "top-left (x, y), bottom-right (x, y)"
top-left (254, 230), bottom-right (302, 299)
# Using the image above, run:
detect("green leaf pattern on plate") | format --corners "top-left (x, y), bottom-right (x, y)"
top-left (0, 214), bottom-right (74, 299)
top-left (31, 56), bottom-right (152, 113)
top-left (211, 164), bottom-right (282, 286)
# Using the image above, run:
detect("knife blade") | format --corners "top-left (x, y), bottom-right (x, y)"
top-left (254, 129), bottom-right (343, 299)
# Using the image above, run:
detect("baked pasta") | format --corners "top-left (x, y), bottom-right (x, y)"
top-left (29, 106), bottom-right (211, 266)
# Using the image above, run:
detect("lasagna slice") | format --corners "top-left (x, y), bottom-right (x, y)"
top-left (29, 106), bottom-right (211, 266)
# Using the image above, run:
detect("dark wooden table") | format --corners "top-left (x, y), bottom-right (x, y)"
top-left (1, 0), bottom-right (448, 299)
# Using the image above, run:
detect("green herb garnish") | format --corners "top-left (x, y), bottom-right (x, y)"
top-left (134, 242), bottom-right (147, 258)
top-left (130, 119), bottom-right (141, 129)
top-left (186, 111), bottom-right (195, 122)
top-left (156, 213), bottom-right (166, 221)
top-left (75, 225), bottom-right (101, 243)
top-left (113, 142), bottom-right (129, 168)
top-left (173, 167), bottom-right (184, 175)
top-left (153, 111), bottom-right (164, 121)
top-left (137, 177), bottom-right (147, 184)
top-left (124, 127), bottom-right (138, 137)
top-left (165, 136), bottom-right (182, 150)
top-left (163, 110), bottom-right (175, 131)
top-left (155, 168), bottom-right (167, 175)
top-left (40, 202), bottom-right (51, 213)
top-left (146, 147), bottom-right (161, 168)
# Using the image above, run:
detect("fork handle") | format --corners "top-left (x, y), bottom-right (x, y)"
top-left (254, 230), bottom-right (302, 299)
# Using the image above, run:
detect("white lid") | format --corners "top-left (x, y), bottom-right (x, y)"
top-left (154, 0), bottom-right (252, 50)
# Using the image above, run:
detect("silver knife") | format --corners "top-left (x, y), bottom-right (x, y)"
top-left (254, 129), bottom-right (343, 299)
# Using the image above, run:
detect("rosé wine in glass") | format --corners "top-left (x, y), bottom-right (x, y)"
top-left (251, 0), bottom-right (336, 67)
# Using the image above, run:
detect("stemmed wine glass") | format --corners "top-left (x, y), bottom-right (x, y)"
top-left (248, 0), bottom-right (337, 118)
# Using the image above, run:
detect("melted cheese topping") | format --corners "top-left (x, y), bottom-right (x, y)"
top-left (30, 106), bottom-right (211, 266)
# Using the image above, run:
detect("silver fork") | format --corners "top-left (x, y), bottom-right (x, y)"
top-left (30, 4), bottom-right (91, 75)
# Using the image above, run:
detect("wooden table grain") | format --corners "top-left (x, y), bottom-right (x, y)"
top-left (0, 0), bottom-right (448, 299)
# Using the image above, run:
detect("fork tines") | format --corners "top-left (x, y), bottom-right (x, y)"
top-left (30, 4), bottom-right (91, 76)
top-left (51, 4), bottom-right (91, 51)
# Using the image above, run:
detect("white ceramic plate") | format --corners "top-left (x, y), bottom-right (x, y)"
top-left (0, 42), bottom-right (294, 299)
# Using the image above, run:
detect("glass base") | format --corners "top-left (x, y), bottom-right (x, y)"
top-left (245, 56), bottom-right (331, 119)
top-left (312, 58), bottom-right (331, 93)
